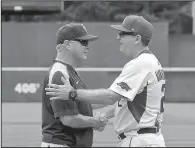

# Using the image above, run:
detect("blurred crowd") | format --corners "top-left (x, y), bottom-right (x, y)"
top-left (2, 1), bottom-right (193, 34)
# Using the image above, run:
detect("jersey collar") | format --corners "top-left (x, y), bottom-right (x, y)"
top-left (53, 60), bottom-right (76, 72)
top-left (136, 47), bottom-right (152, 58)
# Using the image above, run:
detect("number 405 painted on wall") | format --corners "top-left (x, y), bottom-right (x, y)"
top-left (14, 83), bottom-right (40, 94)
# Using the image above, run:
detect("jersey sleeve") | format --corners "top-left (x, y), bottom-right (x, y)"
top-left (109, 61), bottom-right (150, 102)
top-left (50, 71), bottom-right (79, 118)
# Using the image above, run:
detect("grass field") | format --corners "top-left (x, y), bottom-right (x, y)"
top-left (2, 102), bottom-right (195, 147)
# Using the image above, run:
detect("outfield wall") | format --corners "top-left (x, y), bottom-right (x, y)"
top-left (2, 22), bottom-right (169, 67)
top-left (2, 70), bottom-right (195, 102)
top-left (2, 22), bottom-right (195, 102)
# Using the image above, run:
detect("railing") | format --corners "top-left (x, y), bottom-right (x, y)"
top-left (2, 67), bottom-right (195, 72)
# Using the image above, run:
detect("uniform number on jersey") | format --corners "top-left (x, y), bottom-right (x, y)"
top-left (160, 84), bottom-right (165, 113)
top-left (118, 99), bottom-right (122, 107)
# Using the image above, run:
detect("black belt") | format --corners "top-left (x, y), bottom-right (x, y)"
top-left (118, 128), bottom-right (159, 140)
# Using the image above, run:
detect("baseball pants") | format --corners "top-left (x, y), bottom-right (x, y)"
top-left (117, 132), bottom-right (165, 147)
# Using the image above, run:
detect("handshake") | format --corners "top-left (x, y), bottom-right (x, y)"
top-left (93, 112), bottom-right (108, 132)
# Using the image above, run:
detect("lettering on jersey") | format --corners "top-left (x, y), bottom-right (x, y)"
top-left (155, 69), bottom-right (165, 82)
top-left (118, 99), bottom-right (122, 107)
top-left (117, 82), bottom-right (131, 91)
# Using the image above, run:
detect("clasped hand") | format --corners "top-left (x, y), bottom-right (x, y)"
top-left (93, 112), bottom-right (108, 132)
top-left (45, 77), bottom-right (108, 131)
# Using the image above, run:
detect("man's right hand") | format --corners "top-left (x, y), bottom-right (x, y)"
top-left (93, 112), bottom-right (108, 132)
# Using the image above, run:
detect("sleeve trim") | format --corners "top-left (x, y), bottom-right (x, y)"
top-left (109, 87), bottom-right (134, 102)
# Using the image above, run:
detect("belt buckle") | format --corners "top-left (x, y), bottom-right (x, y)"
top-left (156, 127), bottom-right (159, 133)
top-left (118, 133), bottom-right (126, 140)
top-left (118, 135), bottom-right (122, 140)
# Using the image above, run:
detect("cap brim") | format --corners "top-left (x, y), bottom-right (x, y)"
top-left (110, 25), bottom-right (131, 32)
top-left (76, 35), bottom-right (99, 41)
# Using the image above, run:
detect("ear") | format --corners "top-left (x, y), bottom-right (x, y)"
top-left (56, 44), bottom-right (63, 52)
top-left (135, 35), bottom-right (141, 44)
top-left (64, 40), bottom-right (71, 51)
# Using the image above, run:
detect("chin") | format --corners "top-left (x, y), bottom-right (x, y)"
top-left (119, 48), bottom-right (123, 53)
top-left (83, 54), bottom-right (89, 61)
top-left (120, 48), bottom-right (126, 55)
top-left (78, 57), bottom-right (87, 65)
top-left (83, 56), bottom-right (88, 60)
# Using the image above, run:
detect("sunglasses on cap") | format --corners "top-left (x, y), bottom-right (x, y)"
top-left (74, 39), bottom-right (89, 47)
top-left (118, 31), bottom-right (138, 37)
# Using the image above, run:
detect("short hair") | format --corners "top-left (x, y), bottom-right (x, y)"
top-left (140, 35), bottom-right (151, 46)
top-left (130, 33), bottom-right (151, 46)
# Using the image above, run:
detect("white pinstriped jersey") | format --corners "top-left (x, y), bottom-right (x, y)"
top-left (109, 49), bottom-right (165, 135)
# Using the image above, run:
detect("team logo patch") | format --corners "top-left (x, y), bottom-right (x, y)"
top-left (117, 82), bottom-right (131, 91)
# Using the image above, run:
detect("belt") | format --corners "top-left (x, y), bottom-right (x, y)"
top-left (118, 128), bottom-right (159, 140)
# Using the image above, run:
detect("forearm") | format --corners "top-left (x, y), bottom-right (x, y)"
top-left (92, 104), bottom-right (108, 110)
top-left (61, 114), bottom-right (99, 128)
top-left (76, 89), bottom-right (119, 105)
top-left (103, 105), bottom-right (115, 119)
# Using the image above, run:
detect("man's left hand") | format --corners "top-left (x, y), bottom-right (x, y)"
top-left (45, 77), bottom-right (72, 100)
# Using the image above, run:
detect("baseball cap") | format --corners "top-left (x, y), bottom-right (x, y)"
top-left (56, 23), bottom-right (98, 44)
top-left (111, 15), bottom-right (153, 39)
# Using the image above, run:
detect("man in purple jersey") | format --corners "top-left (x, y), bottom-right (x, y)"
top-left (41, 23), bottom-right (108, 147)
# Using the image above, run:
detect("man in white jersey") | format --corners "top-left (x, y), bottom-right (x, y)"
top-left (45, 15), bottom-right (166, 147)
